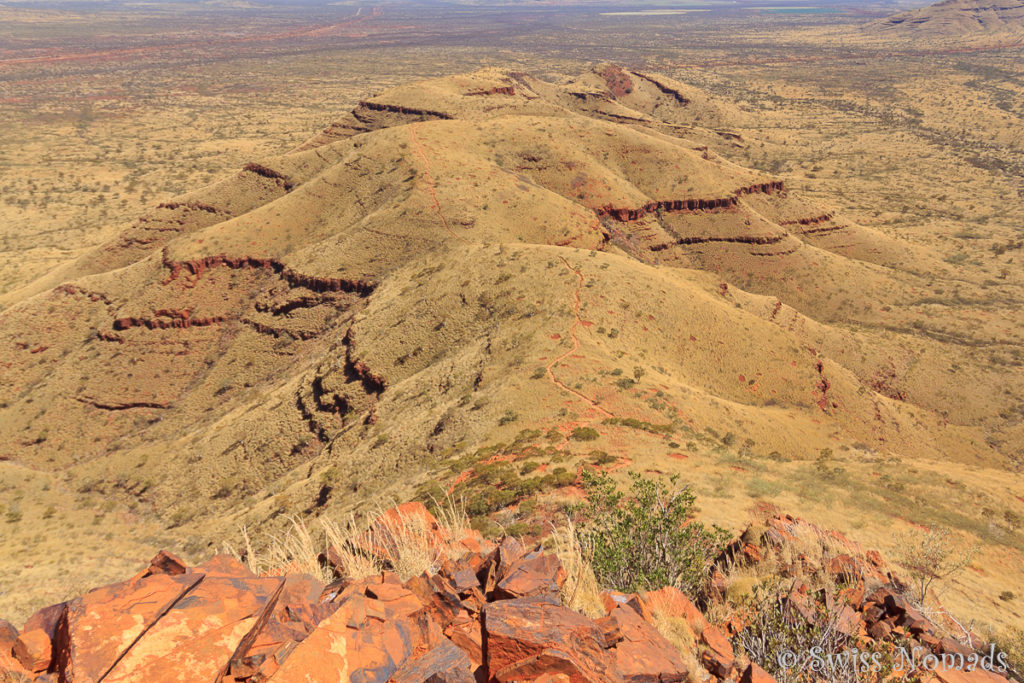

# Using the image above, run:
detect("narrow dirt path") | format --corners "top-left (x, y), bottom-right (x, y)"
top-left (546, 256), bottom-right (613, 418)
top-left (409, 124), bottom-right (467, 244)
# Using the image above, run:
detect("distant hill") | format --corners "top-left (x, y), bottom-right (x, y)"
top-left (869, 0), bottom-right (1024, 37)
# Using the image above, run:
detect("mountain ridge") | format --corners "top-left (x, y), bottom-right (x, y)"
top-left (0, 64), bottom-right (1021, 629)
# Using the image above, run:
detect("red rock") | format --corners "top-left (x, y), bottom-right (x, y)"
top-left (741, 543), bottom-right (763, 563)
top-left (739, 662), bottom-right (777, 683)
top-left (867, 620), bottom-right (892, 641)
top-left (404, 574), bottom-right (469, 628)
top-left (52, 571), bottom-right (203, 683)
top-left (483, 596), bottom-right (621, 682)
top-left (478, 538), bottom-right (525, 596)
top-left (194, 554), bottom-right (257, 578)
top-left (444, 618), bottom-right (483, 667)
top-left (600, 592), bottom-right (649, 621)
top-left (268, 591), bottom-right (437, 683)
top-left (492, 648), bottom-right (598, 682)
top-left (450, 567), bottom-right (481, 593)
top-left (606, 604), bottom-right (687, 682)
top-left (361, 502), bottom-right (450, 564)
top-left (391, 638), bottom-right (476, 683)
top-left (699, 624), bottom-right (734, 678)
top-left (825, 554), bottom-right (860, 583)
top-left (837, 581), bottom-right (865, 608)
top-left (938, 637), bottom-right (974, 657)
top-left (493, 552), bottom-right (566, 601)
top-left (142, 550), bottom-right (188, 577)
top-left (102, 574), bottom-right (282, 682)
top-left (0, 618), bottom-right (18, 654)
top-left (709, 568), bottom-right (726, 599)
top-left (0, 650), bottom-right (32, 680)
top-left (833, 605), bottom-right (863, 638)
top-left (13, 629), bottom-right (52, 673)
top-left (22, 602), bottom-right (67, 642)
top-left (933, 666), bottom-right (1008, 683)
top-left (594, 616), bottom-right (623, 649)
top-left (642, 586), bottom-right (706, 633)
top-left (464, 533), bottom-right (495, 556)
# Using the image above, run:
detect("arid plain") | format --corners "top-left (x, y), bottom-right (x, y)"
top-left (1, 0), bottom-right (1023, 654)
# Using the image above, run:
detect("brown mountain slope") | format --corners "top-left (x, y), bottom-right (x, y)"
top-left (1, 66), bottom-right (1022, 628)
top-left (868, 0), bottom-right (1024, 39)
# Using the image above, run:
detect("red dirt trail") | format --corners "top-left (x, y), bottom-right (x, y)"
top-left (546, 257), bottom-right (612, 419)
top-left (409, 124), bottom-right (467, 244)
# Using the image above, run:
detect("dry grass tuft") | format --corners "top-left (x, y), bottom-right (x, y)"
top-left (548, 517), bottom-right (604, 618)
top-left (226, 497), bottom-right (473, 584)
top-left (232, 516), bottom-right (332, 583)
top-left (320, 514), bottom-right (385, 580)
top-left (645, 598), bottom-right (703, 682)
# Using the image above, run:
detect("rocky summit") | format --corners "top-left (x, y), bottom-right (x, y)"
top-left (0, 503), bottom-right (1016, 682)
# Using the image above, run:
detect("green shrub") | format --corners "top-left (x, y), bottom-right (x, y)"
top-left (520, 461), bottom-right (540, 475)
top-left (571, 427), bottom-right (600, 441)
top-left (574, 470), bottom-right (729, 595)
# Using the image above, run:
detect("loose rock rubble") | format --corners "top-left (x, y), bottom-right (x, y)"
top-left (0, 507), bottom-right (1018, 682)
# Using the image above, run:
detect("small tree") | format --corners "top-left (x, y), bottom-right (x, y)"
top-left (894, 526), bottom-right (978, 606)
top-left (574, 470), bottom-right (729, 595)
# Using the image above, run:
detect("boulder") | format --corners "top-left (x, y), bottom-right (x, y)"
top-left (267, 587), bottom-right (440, 682)
top-left (0, 618), bottom-right (19, 654)
top-left (605, 604), bottom-right (688, 682)
top-left (391, 638), bottom-right (477, 682)
top-left (22, 602), bottom-right (67, 642)
top-left (478, 538), bottom-right (526, 597)
top-left (600, 592), bottom-right (649, 621)
top-left (52, 571), bottom-right (203, 682)
top-left (0, 650), bottom-right (32, 680)
top-left (483, 596), bottom-right (621, 682)
top-left (13, 629), bottom-right (52, 673)
top-left (698, 624), bottom-right (734, 678)
top-left (493, 552), bottom-right (566, 601)
top-left (739, 662), bottom-right (778, 683)
top-left (101, 574), bottom-right (282, 682)
top-left (142, 550), bottom-right (188, 577)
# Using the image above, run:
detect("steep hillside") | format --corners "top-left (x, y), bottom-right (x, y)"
top-left (1, 65), bottom-right (1022, 629)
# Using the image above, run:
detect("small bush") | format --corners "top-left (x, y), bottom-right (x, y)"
top-left (894, 526), bottom-right (978, 605)
top-left (736, 584), bottom-right (882, 683)
top-left (498, 411), bottom-right (519, 426)
top-left (571, 427), bottom-right (600, 441)
top-left (574, 470), bottom-right (729, 595)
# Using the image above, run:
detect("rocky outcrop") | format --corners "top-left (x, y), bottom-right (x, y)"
top-left (629, 71), bottom-right (690, 105)
top-left (2, 507), bottom-right (1014, 683)
top-left (0, 506), bottom-right (689, 683)
top-left (242, 163), bottom-right (295, 191)
top-left (161, 251), bottom-right (376, 295)
top-left (466, 85), bottom-right (516, 97)
top-left (355, 100), bottom-right (454, 120)
top-left (112, 309), bottom-right (227, 331)
top-left (596, 182), bottom-right (785, 223)
top-left (599, 65), bottom-right (634, 99)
